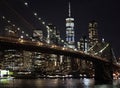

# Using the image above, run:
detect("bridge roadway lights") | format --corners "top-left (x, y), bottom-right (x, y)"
top-left (0, 36), bottom-right (117, 84)
top-left (94, 61), bottom-right (113, 84)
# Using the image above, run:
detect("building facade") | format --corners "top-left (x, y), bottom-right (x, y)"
top-left (66, 2), bottom-right (75, 48)
top-left (88, 20), bottom-right (99, 47)
top-left (33, 29), bottom-right (43, 41)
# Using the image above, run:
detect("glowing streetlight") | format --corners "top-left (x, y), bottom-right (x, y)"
top-left (17, 28), bottom-right (20, 30)
top-left (2, 16), bottom-right (5, 19)
top-left (22, 31), bottom-right (24, 34)
top-left (26, 34), bottom-right (29, 37)
top-left (24, 2), bottom-right (28, 6)
top-left (42, 22), bottom-right (45, 25)
top-left (20, 36), bottom-right (24, 38)
top-left (34, 13), bottom-right (37, 16)
top-left (8, 20), bottom-right (11, 23)
top-left (46, 26), bottom-right (49, 29)
top-left (37, 42), bottom-right (43, 46)
top-left (13, 24), bottom-right (15, 27)
top-left (38, 18), bottom-right (41, 20)
top-left (19, 39), bottom-right (24, 43)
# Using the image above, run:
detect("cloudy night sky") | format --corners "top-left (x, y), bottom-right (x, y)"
top-left (0, 0), bottom-right (120, 57)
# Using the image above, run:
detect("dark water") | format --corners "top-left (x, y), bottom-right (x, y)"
top-left (0, 78), bottom-right (120, 88)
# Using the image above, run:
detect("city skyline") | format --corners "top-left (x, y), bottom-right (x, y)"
top-left (0, 0), bottom-right (120, 57)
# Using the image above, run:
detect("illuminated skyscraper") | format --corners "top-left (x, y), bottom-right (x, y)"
top-left (33, 29), bottom-right (43, 41)
top-left (4, 26), bottom-right (18, 38)
top-left (88, 20), bottom-right (99, 47)
top-left (47, 23), bottom-right (60, 44)
top-left (77, 36), bottom-right (88, 52)
top-left (66, 2), bottom-right (75, 48)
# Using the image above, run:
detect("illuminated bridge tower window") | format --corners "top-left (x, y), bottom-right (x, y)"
top-left (66, 2), bottom-right (75, 48)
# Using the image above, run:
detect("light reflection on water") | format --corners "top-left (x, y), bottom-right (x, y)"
top-left (0, 78), bottom-right (120, 88)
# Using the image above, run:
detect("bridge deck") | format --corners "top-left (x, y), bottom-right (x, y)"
top-left (0, 36), bottom-right (120, 68)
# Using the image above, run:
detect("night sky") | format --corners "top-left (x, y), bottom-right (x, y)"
top-left (0, 0), bottom-right (120, 57)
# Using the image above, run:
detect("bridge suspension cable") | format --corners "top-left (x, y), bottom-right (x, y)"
top-left (0, 0), bottom-right (35, 30)
top-left (21, 0), bottom-right (67, 45)
top-left (87, 43), bottom-right (97, 52)
top-left (1, 0), bottom-right (68, 45)
top-left (111, 48), bottom-right (117, 63)
top-left (21, 0), bottom-right (51, 42)
top-left (93, 44), bottom-right (109, 55)
top-left (99, 44), bottom-right (109, 53)
top-left (22, 1), bottom-right (49, 29)
top-left (0, 0), bottom-right (41, 41)
top-left (1, 16), bottom-right (34, 40)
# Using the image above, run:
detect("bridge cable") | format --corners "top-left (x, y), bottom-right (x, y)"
top-left (0, 0), bottom-right (37, 40)
top-left (21, 0), bottom-right (67, 45)
top-left (1, 16), bottom-right (34, 40)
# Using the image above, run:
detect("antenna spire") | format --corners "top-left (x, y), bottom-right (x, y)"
top-left (69, 2), bottom-right (71, 17)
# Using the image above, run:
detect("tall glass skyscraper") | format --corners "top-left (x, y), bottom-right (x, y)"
top-left (66, 2), bottom-right (75, 48)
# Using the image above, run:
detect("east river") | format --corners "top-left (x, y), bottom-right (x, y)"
top-left (0, 78), bottom-right (120, 88)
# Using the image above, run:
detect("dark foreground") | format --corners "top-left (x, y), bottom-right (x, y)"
top-left (0, 78), bottom-right (120, 88)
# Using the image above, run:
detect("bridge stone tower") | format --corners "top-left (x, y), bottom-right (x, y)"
top-left (90, 42), bottom-right (113, 84)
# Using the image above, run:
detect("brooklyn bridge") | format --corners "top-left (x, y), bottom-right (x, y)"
top-left (0, 0), bottom-right (120, 85)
